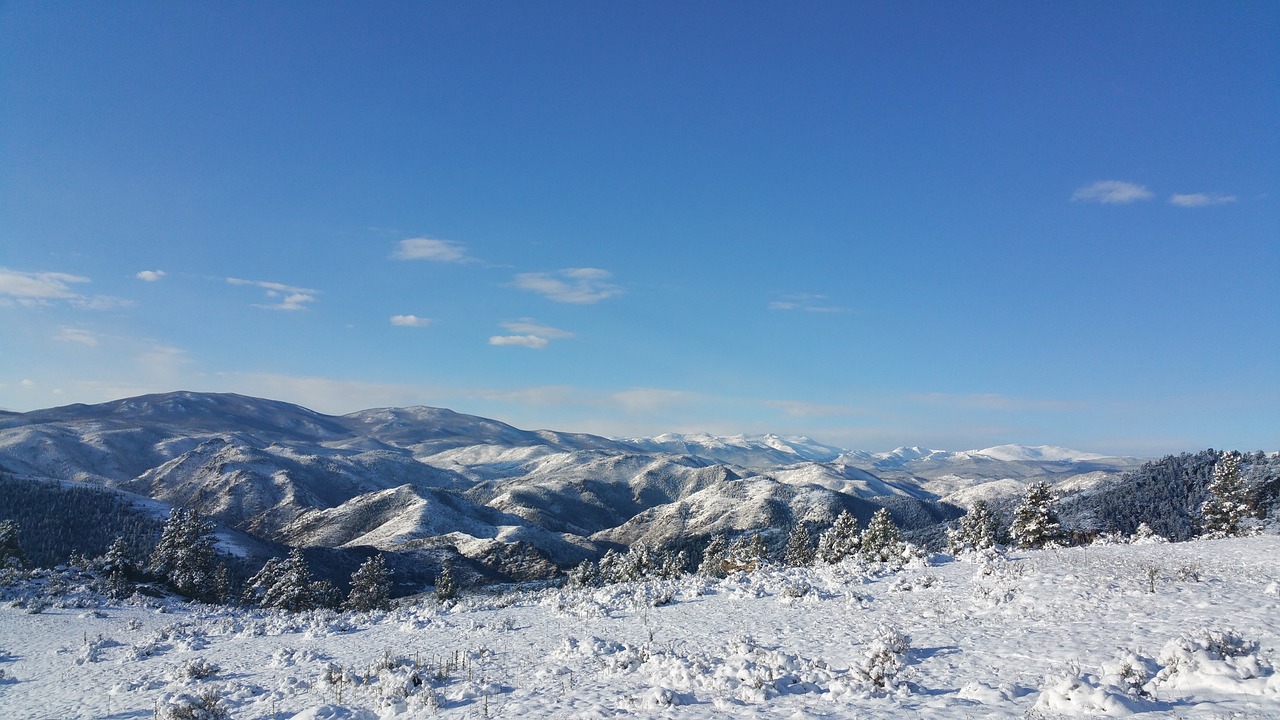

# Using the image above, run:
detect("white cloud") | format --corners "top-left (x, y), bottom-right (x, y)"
top-left (769, 294), bottom-right (851, 313)
top-left (392, 237), bottom-right (469, 262)
top-left (136, 270), bottom-right (166, 282)
top-left (1071, 180), bottom-right (1154, 204)
top-left (55, 327), bottom-right (100, 346)
top-left (489, 334), bottom-right (550, 349)
top-left (513, 268), bottom-right (621, 304)
top-left (1169, 192), bottom-right (1238, 207)
top-left (488, 318), bottom-right (574, 349)
top-left (499, 319), bottom-right (574, 339)
top-left (226, 277), bottom-right (319, 311)
top-left (390, 314), bottom-right (432, 327)
top-left (0, 268), bottom-right (89, 301)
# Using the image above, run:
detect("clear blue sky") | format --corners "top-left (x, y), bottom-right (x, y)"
top-left (2, 2), bottom-right (1277, 455)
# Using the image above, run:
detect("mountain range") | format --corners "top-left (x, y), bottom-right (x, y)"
top-left (0, 391), bottom-right (1145, 580)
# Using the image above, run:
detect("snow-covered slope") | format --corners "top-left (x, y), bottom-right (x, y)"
top-left (0, 391), bottom-right (1145, 576)
top-left (2, 536), bottom-right (1277, 719)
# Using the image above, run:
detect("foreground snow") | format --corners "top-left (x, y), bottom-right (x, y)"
top-left (2, 537), bottom-right (1278, 719)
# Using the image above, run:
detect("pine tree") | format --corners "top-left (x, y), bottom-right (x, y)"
top-left (0, 520), bottom-right (27, 569)
top-left (784, 523), bottom-right (815, 566)
top-left (696, 535), bottom-right (729, 578)
top-left (859, 508), bottom-right (902, 564)
top-left (566, 558), bottom-right (602, 589)
top-left (435, 562), bottom-right (457, 603)
top-left (242, 548), bottom-right (315, 612)
top-left (947, 500), bottom-right (1001, 554)
top-left (100, 536), bottom-right (135, 599)
top-left (346, 554), bottom-right (393, 611)
top-left (816, 511), bottom-right (860, 564)
top-left (150, 508), bottom-right (220, 602)
top-left (1200, 452), bottom-right (1251, 538)
top-left (597, 549), bottom-right (624, 584)
top-left (1010, 482), bottom-right (1064, 549)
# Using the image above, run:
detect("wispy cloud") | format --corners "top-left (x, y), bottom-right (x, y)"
top-left (390, 314), bottom-right (432, 327)
top-left (488, 334), bottom-right (549, 349)
top-left (0, 268), bottom-right (130, 309)
top-left (766, 399), bottom-right (863, 418)
top-left (769, 293), bottom-right (851, 314)
top-left (226, 277), bottom-right (319, 311)
top-left (55, 327), bottom-right (101, 346)
top-left (136, 270), bottom-right (166, 282)
top-left (1169, 192), bottom-right (1238, 207)
top-left (0, 268), bottom-right (89, 301)
top-left (1071, 180), bottom-right (1154, 204)
top-left (392, 237), bottom-right (469, 262)
top-left (499, 319), bottom-right (574, 339)
top-left (513, 268), bottom-right (621, 304)
top-left (610, 387), bottom-right (698, 413)
top-left (489, 318), bottom-right (574, 349)
top-left (910, 391), bottom-right (1084, 412)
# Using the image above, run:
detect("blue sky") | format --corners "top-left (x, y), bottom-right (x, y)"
top-left (2, 2), bottom-right (1276, 455)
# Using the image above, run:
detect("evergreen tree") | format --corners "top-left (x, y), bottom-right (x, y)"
top-left (597, 549), bottom-right (625, 584)
top-left (859, 508), bottom-right (902, 563)
top-left (99, 536), bottom-right (135, 599)
top-left (696, 535), bottom-right (729, 578)
top-left (946, 501), bottom-right (1001, 554)
top-left (242, 548), bottom-right (315, 612)
top-left (150, 508), bottom-right (220, 602)
top-left (0, 519), bottom-right (27, 569)
top-left (1200, 452), bottom-right (1251, 538)
top-left (241, 557), bottom-right (284, 607)
top-left (435, 562), bottom-right (458, 602)
top-left (784, 523), bottom-right (815, 566)
top-left (565, 558), bottom-right (602, 589)
top-left (346, 554), bottom-right (393, 611)
top-left (816, 511), bottom-right (859, 564)
top-left (1010, 482), bottom-right (1064, 549)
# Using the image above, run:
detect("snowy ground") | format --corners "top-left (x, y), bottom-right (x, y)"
top-left (2, 537), bottom-right (1278, 719)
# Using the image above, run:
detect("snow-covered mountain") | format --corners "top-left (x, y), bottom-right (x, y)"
top-left (0, 391), bottom-right (1144, 578)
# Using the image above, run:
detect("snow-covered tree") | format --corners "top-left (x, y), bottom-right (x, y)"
top-left (346, 554), bottom-right (393, 611)
top-left (150, 508), bottom-right (220, 602)
top-left (947, 500), bottom-right (1001, 554)
top-left (99, 536), bottom-right (136, 599)
top-left (242, 547), bottom-right (316, 612)
top-left (1200, 452), bottom-right (1251, 538)
top-left (0, 519), bottom-right (27, 569)
top-left (598, 549), bottom-right (625, 583)
top-left (859, 508), bottom-right (902, 564)
top-left (565, 558), bottom-right (602, 589)
top-left (724, 533), bottom-right (768, 571)
top-left (696, 535), bottom-right (729, 578)
top-left (816, 510), bottom-right (859, 564)
top-left (435, 562), bottom-right (458, 602)
top-left (784, 523), bottom-right (815, 566)
top-left (1010, 482), bottom-right (1064, 549)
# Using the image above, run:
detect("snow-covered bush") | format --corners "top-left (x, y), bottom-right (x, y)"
top-left (1154, 627), bottom-right (1276, 695)
top-left (162, 687), bottom-right (229, 720)
top-left (848, 626), bottom-right (911, 693)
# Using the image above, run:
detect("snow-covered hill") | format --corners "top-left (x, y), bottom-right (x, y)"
top-left (1, 536), bottom-right (1277, 718)
top-left (0, 391), bottom-right (1145, 578)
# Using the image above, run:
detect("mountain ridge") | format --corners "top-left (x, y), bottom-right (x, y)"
top-left (0, 391), bottom-right (1147, 581)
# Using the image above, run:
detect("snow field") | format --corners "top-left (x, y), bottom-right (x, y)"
top-left (0, 536), bottom-right (1277, 719)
